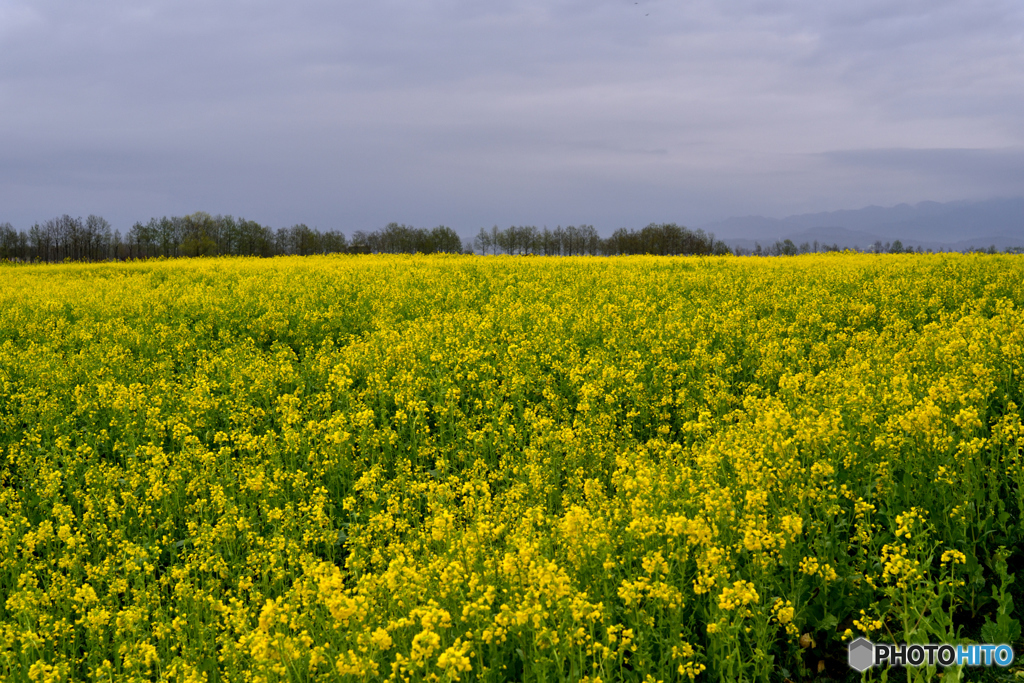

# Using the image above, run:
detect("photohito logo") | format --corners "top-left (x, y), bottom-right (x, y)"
top-left (848, 638), bottom-right (1015, 671)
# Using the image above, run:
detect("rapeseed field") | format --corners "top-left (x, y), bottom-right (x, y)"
top-left (1, 254), bottom-right (1022, 682)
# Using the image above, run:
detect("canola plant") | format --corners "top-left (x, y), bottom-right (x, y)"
top-left (1, 254), bottom-right (1023, 682)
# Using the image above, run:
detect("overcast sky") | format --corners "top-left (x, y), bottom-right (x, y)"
top-left (2, 0), bottom-right (1022, 236)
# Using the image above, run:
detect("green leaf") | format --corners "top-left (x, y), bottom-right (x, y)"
top-left (815, 612), bottom-right (839, 632)
top-left (982, 620), bottom-right (1000, 644)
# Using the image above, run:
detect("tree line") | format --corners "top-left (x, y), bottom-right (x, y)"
top-left (0, 215), bottom-right (465, 262)
top-left (8, 212), bottom-right (1009, 263)
top-left (474, 223), bottom-right (731, 256)
top-left (0, 215), bottom-right (732, 262)
top-left (741, 238), bottom-right (1021, 256)
top-left (747, 238), bottom-right (921, 256)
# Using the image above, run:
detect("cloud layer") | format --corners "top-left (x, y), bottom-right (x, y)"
top-left (2, 0), bottom-right (1022, 234)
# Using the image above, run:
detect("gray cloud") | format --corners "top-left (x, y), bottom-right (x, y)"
top-left (820, 147), bottom-right (1024, 179)
top-left (1, 0), bottom-right (1022, 234)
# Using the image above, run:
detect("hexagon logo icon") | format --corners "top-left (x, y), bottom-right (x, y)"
top-left (848, 637), bottom-right (875, 672)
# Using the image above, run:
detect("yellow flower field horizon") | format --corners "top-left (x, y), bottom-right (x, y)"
top-left (1, 254), bottom-right (1022, 682)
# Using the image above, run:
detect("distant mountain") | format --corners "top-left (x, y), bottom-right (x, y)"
top-left (701, 197), bottom-right (1024, 250)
